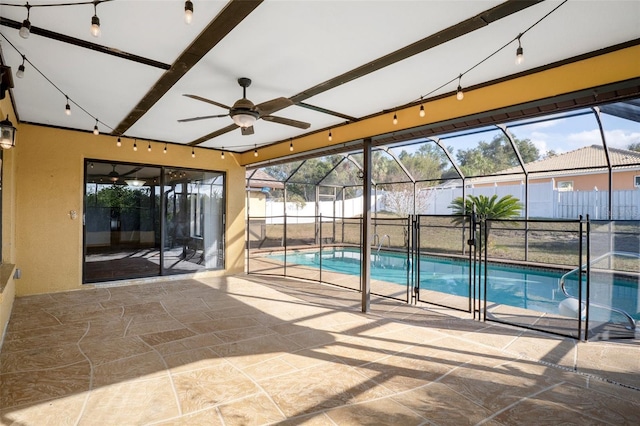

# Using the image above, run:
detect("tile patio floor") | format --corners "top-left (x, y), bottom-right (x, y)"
top-left (1, 274), bottom-right (638, 425)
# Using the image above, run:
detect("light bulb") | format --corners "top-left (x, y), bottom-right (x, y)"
top-left (184, 1), bottom-right (193, 24)
top-left (65, 102), bottom-right (71, 116)
top-left (93, 121), bottom-right (99, 135)
top-left (221, 151), bottom-right (225, 160)
top-left (133, 141), bottom-right (138, 151)
top-left (289, 142), bottom-right (294, 152)
top-left (515, 46), bottom-right (524, 65)
top-left (254, 149), bottom-right (258, 157)
top-left (328, 131), bottom-right (332, 142)
top-left (393, 113), bottom-right (398, 125)
top-left (191, 148), bottom-right (195, 158)
top-left (163, 143), bottom-right (167, 154)
top-left (456, 85), bottom-right (464, 101)
top-left (19, 19), bottom-right (30, 39)
top-left (16, 65), bottom-right (25, 79)
top-left (116, 137), bottom-right (121, 147)
top-left (147, 142), bottom-right (151, 152)
top-left (419, 104), bottom-right (425, 117)
top-left (91, 15), bottom-right (101, 37)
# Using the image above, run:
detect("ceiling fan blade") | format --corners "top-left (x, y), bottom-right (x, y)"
top-left (187, 123), bottom-right (238, 146)
top-left (183, 94), bottom-right (231, 110)
top-left (256, 97), bottom-right (293, 116)
top-left (241, 126), bottom-right (255, 136)
top-left (177, 114), bottom-right (229, 123)
top-left (261, 115), bottom-right (311, 129)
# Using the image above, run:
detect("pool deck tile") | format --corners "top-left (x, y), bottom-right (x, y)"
top-left (1, 274), bottom-right (638, 425)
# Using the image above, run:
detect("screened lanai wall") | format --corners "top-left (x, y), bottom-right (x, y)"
top-left (247, 99), bottom-right (640, 341)
top-left (248, 100), bottom-right (640, 222)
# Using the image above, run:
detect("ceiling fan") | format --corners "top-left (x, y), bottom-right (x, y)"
top-left (179, 77), bottom-right (310, 140)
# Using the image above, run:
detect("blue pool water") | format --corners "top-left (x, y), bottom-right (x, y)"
top-left (270, 248), bottom-right (640, 320)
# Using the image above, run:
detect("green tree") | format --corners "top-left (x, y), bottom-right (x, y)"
top-left (628, 142), bottom-right (640, 152)
top-left (456, 134), bottom-right (539, 176)
top-left (449, 194), bottom-right (522, 249)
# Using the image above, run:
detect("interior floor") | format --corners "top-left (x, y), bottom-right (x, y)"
top-left (84, 247), bottom-right (206, 282)
top-left (1, 275), bottom-right (638, 425)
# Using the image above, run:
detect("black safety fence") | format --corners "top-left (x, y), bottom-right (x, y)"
top-left (482, 217), bottom-right (638, 341)
top-left (369, 217), bottom-right (411, 301)
top-left (247, 215), bottom-right (412, 301)
top-left (482, 218), bottom-right (584, 340)
top-left (414, 214), bottom-right (474, 313)
top-left (248, 214), bottom-right (638, 341)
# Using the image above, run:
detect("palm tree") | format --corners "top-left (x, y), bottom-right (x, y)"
top-left (449, 194), bottom-right (522, 249)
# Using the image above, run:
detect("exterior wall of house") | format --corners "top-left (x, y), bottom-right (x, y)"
top-left (11, 124), bottom-right (246, 296)
top-left (247, 190), bottom-right (267, 217)
top-left (478, 170), bottom-right (639, 191)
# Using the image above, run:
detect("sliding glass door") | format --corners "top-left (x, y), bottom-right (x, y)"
top-left (162, 168), bottom-right (224, 275)
top-left (84, 161), bottom-right (224, 283)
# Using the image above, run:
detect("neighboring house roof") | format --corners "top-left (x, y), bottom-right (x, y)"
top-left (246, 170), bottom-right (284, 190)
top-left (467, 145), bottom-right (640, 185)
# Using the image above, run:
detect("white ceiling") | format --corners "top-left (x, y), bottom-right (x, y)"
top-left (1, 0), bottom-right (639, 154)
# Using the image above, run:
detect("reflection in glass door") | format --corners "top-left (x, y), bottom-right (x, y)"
top-left (84, 162), bottom-right (162, 282)
top-left (84, 161), bottom-right (225, 283)
top-left (163, 169), bottom-right (224, 275)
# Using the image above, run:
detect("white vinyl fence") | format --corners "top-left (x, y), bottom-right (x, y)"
top-left (263, 182), bottom-right (640, 222)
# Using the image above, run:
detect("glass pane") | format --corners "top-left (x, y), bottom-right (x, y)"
top-left (84, 162), bottom-right (161, 282)
top-left (163, 169), bottom-right (224, 274)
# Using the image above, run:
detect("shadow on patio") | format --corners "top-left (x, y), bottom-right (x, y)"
top-left (1, 275), bottom-right (638, 425)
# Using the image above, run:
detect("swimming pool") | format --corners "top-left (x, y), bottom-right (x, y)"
top-left (269, 248), bottom-right (640, 321)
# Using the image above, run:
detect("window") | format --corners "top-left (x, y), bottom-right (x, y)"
top-left (557, 181), bottom-right (574, 192)
top-left (635, 176), bottom-right (640, 188)
top-left (84, 161), bottom-right (225, 283)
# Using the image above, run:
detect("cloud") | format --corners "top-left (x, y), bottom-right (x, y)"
top-left (567, 129), bottom-right (640, 149)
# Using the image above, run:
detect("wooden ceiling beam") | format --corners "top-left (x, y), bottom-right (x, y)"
top-left (112, 0), bottom-right (264, 136)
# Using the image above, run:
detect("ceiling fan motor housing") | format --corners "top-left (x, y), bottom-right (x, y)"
top-left (230, 97), bottom-right (259, 128)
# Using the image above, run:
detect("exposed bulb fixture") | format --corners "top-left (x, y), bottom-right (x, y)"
top-left (163, 143), bottom-right (167, 154)
top-left (133, 140), bottom-right (137, 151)
top-left (16, 56), bottom-right (26, 79)
top-left (93, 119), bottom-right (99, 135)
top-left (289, 140), bottom-right (294, 152)
top-left (90, 2), bottom-right (101, 37)
top-left (393, 113), bottom-right (398, 125)
top-left (65, 96), bottom-right (71, 115)
top-left (328, 130), bottom-right (332, 141)
top-left (116, 137), bottom-right (121, 147)
top-left (456, 74), bottom-right (464, 101)
top-left (515, 34), bottom-right (524, 65)
top-left (19, 4), bottom-right (31, 39)
top-left (184, 1), bottom-right (193, 24)
top-left (419, 104), bottom-right (425, 118)
top-left (0, 115), bottom-right (17, 149)
top-left (147, 142), bottom-right (151, 152)
top-left (191, 147), bottom-right (195, 158)
top-left (221, 150), bottom-right (225, 160)
top-left (254, 146), bottom-right (258, 157)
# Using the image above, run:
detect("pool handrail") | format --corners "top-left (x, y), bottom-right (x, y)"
top-left (559, 251), bottom-right (638, 331)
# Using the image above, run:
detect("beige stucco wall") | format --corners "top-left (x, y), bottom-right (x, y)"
top-left (12, 124), bottom-right (245, 296)
top-left (0, 97), bottom-right (17, 342)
